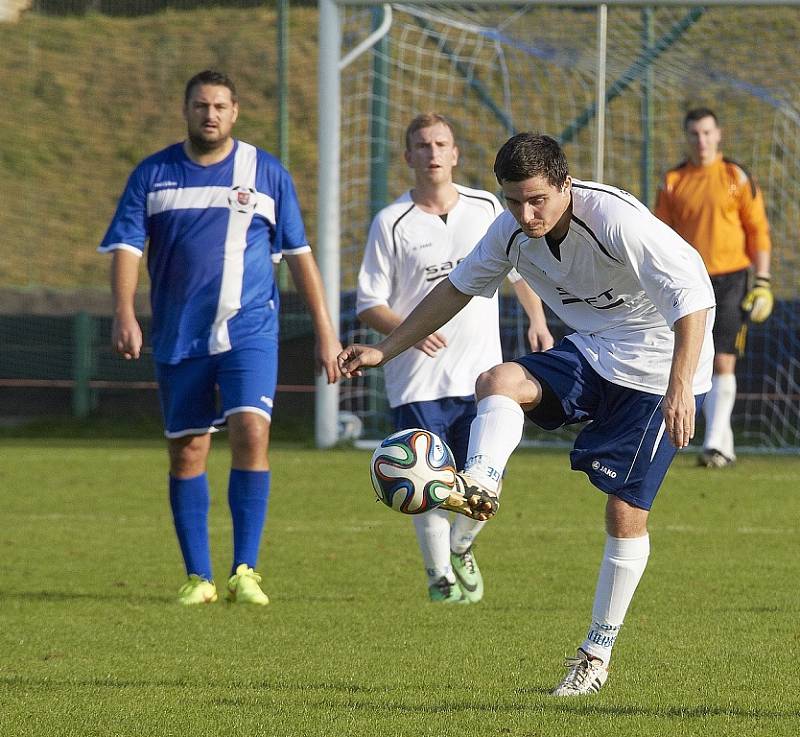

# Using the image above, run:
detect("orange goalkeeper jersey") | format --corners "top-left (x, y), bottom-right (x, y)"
top-left (654, 154), bottom-right (771, 276)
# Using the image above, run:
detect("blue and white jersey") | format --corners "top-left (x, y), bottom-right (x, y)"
top-left (99, 140), bottom-right (310, 364)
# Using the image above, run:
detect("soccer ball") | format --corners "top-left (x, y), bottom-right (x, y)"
top-left (370, 428), bottom-right (457, 514)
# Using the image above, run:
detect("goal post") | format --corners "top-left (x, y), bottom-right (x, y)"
top-left (318, 0), bottom-right (800, 451)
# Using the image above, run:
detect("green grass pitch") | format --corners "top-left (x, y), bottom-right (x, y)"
top-left (0, 439), bottom-right (798, 736)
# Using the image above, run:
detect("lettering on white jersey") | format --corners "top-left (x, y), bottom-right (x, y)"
top-left (556, 286), bottom-right (625, 310)
top-left (424, 258), bottom-right (465, 282)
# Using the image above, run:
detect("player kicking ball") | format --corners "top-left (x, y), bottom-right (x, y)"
top-left (339, 133), bottom-right (715, 696)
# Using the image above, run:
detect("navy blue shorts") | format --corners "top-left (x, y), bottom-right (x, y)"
top-left (392, 396), bottom-right (476, 469)
top-left (155, 335), bottom-right (278, 439)
top-left (513, 339), bottom-right (705, 510)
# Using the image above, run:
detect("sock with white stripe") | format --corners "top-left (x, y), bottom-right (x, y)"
top-left (462, 395), bottom-right (525, 493)
top-left (580, 533), bottom-right (650, 665)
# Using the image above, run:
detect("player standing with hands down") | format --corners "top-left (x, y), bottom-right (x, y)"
top-left (655, 107), bottom-right (773, 468)
top-left (100, 70), bottom-right (341, 606)
top-left (357, 113), bottom-right (553, 605)
top-left (340, 133), bottom-right (716, 696)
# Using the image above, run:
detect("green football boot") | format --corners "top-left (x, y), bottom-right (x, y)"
top-left (177, 575), bottom-right (218, 605)
top-left (226, 564), bottom-right (270, 605)
top-left (428, 576), bottom-right (467, 604)
top-left (451, 546), bottom-right (484, 603)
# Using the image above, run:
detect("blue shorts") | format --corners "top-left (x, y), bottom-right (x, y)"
top-left (513, 339), bottom-right (705, 511)
top-left (155, 335), bottom-right (278, 438)
top-left (392, 396), bottom-right (476, 469)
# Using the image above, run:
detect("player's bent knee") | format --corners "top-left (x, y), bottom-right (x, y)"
top-left (475, 362), bottom-right (540, 405)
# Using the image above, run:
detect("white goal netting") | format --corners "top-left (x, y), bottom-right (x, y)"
top-left (332, 2), bottom-right (800, 450)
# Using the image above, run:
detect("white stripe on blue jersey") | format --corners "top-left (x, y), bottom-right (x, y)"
top-left (99, 140), bottom-right (309, 364)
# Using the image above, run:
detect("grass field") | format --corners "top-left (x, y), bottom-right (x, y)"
top-left (1, 439), bottom-right (798, 736)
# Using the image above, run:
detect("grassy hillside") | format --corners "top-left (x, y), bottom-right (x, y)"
top-left (2, 6), bottom-right (799, 295)
top-left (0, 6), bottom-right (320, 289)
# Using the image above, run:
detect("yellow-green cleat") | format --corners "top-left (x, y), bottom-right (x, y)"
top-left (177, 575), bottom-right (218, 605)
top-left (451, 547), bottom-right (483, 603)
top-left (226, 564), bottom-right (270, 605)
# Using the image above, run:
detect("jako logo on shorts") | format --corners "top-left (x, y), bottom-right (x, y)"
top-left (591, 460), bottom-right (617, 479)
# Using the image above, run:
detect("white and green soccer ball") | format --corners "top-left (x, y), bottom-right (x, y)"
top-left (370, 428), bottom-right (456, 514)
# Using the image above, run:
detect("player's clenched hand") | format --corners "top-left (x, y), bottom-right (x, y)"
top-left (112, 315), bottom-right (143, 360)
top-left (414, 331), bottom-right (447, 357)
top-left (662, 383), bottom-right (695, 449)
top-left (337, 344), bottom-right (385, 378)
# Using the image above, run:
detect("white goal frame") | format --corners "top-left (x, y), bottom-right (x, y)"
top-left (316, 0), bottom-right (800, 448)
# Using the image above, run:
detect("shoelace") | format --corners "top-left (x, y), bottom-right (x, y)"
top-left (458, 549), bottom-right (477, 575)
top-left (434, 578), bottom-right (455, 596)
top-left (239, 569), bottom-right (262, 584)
top-left (179, 577), bottom-right (212, 596)
top-left (560, 655), bottom-right (602, 690)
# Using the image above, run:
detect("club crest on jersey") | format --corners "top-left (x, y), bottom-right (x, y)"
top-left (228, 185), bottom-right (257, 214)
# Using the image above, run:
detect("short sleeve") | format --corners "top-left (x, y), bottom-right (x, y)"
top-left (449, 212), bottom-right (514, 298)
top-left (98, 165), bottom-right (148, 255)
top-left (273, 168), bottom-right (309, 256)
top-left (356, 215), bottom-right (394, 314)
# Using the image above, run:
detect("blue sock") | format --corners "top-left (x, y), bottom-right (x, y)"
top-left (228, 469), bottom-right (270, 574)
top-left (169, 473), bottom-right (213, 581)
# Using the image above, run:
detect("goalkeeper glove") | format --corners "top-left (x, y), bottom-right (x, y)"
top-left (741, 274), bottom-right (774, 323)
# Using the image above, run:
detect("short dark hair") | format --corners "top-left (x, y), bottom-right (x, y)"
top-left (493, 133), bottom-right (569, 187)
top-left (405, 112), bottom-right (457, 151)
top-left (184, 70), bottom-right (238, 105)
top-left (683, 107), bottom-right (718, 130)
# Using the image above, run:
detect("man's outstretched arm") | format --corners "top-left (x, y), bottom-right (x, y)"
top-left (339, 278), bottom-right (472, 377)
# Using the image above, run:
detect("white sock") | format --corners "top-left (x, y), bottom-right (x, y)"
top-left (463, 395), bottom-right (524, 493)
top-left (412, 508), bottom-right (454, 585)
top-left (580, 534), bottom-right (650, 665)
top-left (703, 373), bottom-right (736, 458)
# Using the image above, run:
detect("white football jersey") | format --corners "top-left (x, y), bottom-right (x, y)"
top-left (448, 179), bottom-right (716, 395)
top-left (357, 184), bottom-right (511, 407)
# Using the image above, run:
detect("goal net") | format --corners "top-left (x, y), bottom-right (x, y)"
top-left (325, 1), bottom-right (800, 451)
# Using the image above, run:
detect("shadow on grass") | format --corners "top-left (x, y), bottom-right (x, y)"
top-left (0, 590), bottom-right (172, 604)
top-left (1, 676), bottom-right (797, 721)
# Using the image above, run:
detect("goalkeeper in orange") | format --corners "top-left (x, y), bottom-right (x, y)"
top-left (655, 107), bottom-right (773, 468)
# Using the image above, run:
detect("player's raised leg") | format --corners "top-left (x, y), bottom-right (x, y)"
top-left (443, 363), bottom-right (531, 517)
